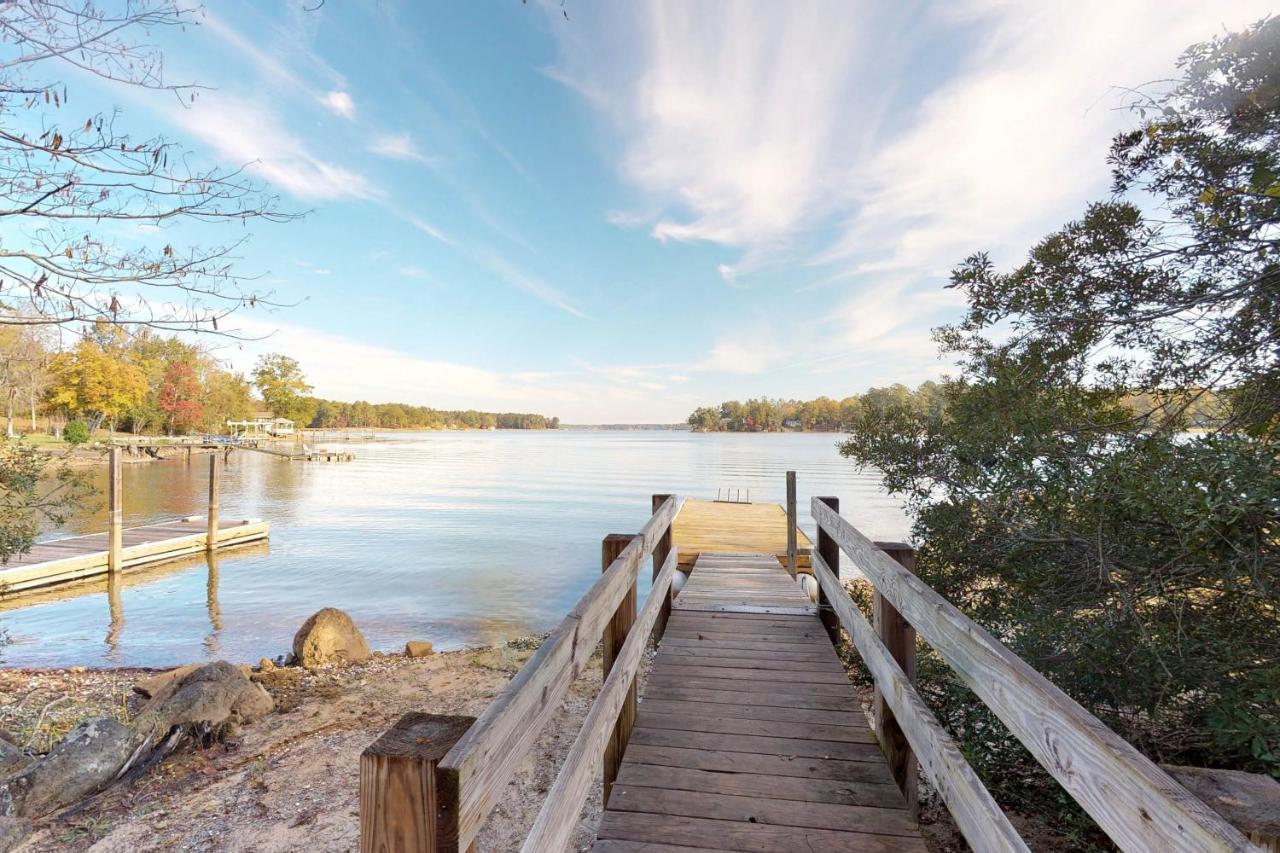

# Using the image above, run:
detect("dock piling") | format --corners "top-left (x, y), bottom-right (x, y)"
top-left (207, 452), bottom-right (220, 553)
top-left (108, 447), bottom-right (122, 574)
top-left (651, 494), bottom-right (674, 640)
top-left (815, 495), bottom-right (840, 644)
top-left (873, 541), bottom-right (919, 817)
top-left (601, 532), bottom-right (639, 806)
top-left (785, 470), bottom-right (798, 578)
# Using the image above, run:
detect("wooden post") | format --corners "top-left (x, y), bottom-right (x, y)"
top-left (873, 540), bottom-right (918, 818)
top-left (206, 451), bottom-right (220, 553)
top-left (651, 494), bottom-right (673, 641)
top-left (107, 446), bottom-right (122, 575)
top-left (785, 470), bottom-right (798, 578)
top-left (359, 713), bottom-right (474, 853)
top-left (602, 532), bottom-right (638, 806)
top-left (815, 496), bottom-right (840, 645)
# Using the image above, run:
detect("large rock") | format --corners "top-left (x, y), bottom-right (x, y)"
top-left (404, 640), bottom-right (434, 658)
top-left (132, 663), bottom-right (202, 699)
top-left (0, 738), bottom-right (29, 778)
top-left (0, 817), bottom-right (31, 853)
top-left (0, 718), bottom-right (134, 819)
top-left (136, 661), bottom-right (274, 736)
top-left (292, 608), bottom-right (371, 667)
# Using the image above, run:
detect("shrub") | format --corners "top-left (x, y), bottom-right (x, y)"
top-left (63, 420), bottom-right (90, 445)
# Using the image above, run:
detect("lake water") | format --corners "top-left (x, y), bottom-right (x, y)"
top-left (0, 431), bottom-right (909, 668)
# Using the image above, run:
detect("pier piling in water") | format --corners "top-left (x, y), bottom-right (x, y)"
top-left (207, 452), bottom-right (220, 553)
top-left (108, 446), bottom-right (123, 575)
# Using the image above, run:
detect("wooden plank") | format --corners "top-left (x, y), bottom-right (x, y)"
top-left (637, 685), bottom-right (858, 713)
top-left (652, 494), bottom-right (674, 641)
top-left (108, 446), bottom-right (122, 574)
top-left (596, 811), bottom-right (928, 853)
top-left (812, 498), bottom-right (1254, 853)
top-left (615, 763), bottom-right (906, 809)
top-left (644, 675), bottom-right (855, 698)
top-left (618, 744), bottom-right (897, 784)
top-left (873, 542), bottom-right (918, 817)
top-left (627, 727), bottom-right (883, 763)
top-left (655, 651), bottom-right (846, 671)
top-left (649, 662), bottom-right (850, 685)
top-left (657, 637), bottom-right (836, 653)
top-left (521, 547), bottom-right (677, 853)
top-left (672, 499), bottom-right (813, 570)
top-left (206, 452), bottom-right (220, 553)
top-left (815, 495), bottom-right (840, 645)
top-left (601, 532), bottom-right (639, 806)
top-left (636, 698), bottom-right (868, 728)
top-left (592, 842), bottom-right (726, 853)
top-left (812, 550), bottom-right (1028, 853)
top-left (606, 785), bottom-right (919, 837)
top-left (633, 711), bottom-right (875, 744)
top-left (786, 470), bottom-right (797, 577)
top-left (438, 495), bottom-right (676, 852)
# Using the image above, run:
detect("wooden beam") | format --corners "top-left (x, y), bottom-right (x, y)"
top-left (359, 713), bottom-right (475, 853)
top-left (872, 541), bottom-right (918, 817)
top-left (436, 495), bottom-right (677, 852)
top-left (815, 496), bottom-right (840, 645)
top-left (811, 498), bottom-right (1256, 853)
top-left (206, 452), bottom-right (220, 553)
top-left (602, 532), bottom-right (639, 806)
top-left (107, 446), bottom-right (122, 575)
top-left (812, 551), bottom-right (1026, 853)
top-left (651, 494), bottom-right (674, 641)
top-left (522, 547), bottom-right (678, 853)
top-left (786, 471), bottom-right (798, 578)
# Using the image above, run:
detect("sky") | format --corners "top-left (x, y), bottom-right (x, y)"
top-left (59, 0), bottom-right (1275, 422)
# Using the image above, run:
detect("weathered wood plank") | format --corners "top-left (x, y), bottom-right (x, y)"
top-left (596, 811), bottom-right (928, 853)
top-left (615, 763), bottom-right (906, 809)
top-left (648, 662), bottom-right (851, 684)
top-left (520, 547), bottom-right (678, 853)
top-left (602, 532), bottom-right (639, 806)
top-left (627, 726), bottom-right (884, 762)
top-left (812, 498), bottom-right (1255, 853)
top-left (640, 685), bottom-right (859, 712)
top-left (636, 698), bottom-right (868, 728)
top-left (620, 744), bottom-right (896, 783)
top-left (633, 711), bottom-right (875, 744)
top-left (812, 550), bottom-right (1028, 853)
top-left (438, 495), bottom-right (676, 852)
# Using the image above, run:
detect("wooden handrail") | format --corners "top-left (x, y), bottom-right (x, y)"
top-left (521, 546), bottom-right (678, 852)
top-left (431, 495), bottom-right (678, 852)
top-left (812, 551), bottom-right (1028, 853)
top-left (811, 498), bottom-right (1257, 853)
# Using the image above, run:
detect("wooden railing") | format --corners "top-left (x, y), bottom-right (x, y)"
top-left (810, 497), bottom-right (1259, 853)
top-left (359, 494), bottom-right (678, 853)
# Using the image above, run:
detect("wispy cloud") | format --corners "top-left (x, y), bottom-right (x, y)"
top-left (370, 131), bottom-right (433, 164)
top-left (321, 90), bottom-right (356, 119)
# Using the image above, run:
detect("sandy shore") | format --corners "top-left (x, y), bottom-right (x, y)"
top-left (0, 639), bottom-right (619, 852)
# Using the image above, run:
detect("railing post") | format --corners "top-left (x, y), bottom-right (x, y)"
top-left (359, 712), bottom-right (474, 853)
top-left (601, 532), bottom-right (638, 806)
top-left (206, 451), bottom-right (220, 553)
top-left (815, 496), bottom-right (840, 644)
top-left (873, 540), bottom-right (918, 818)
top-left (651, 494), bottom-right (673, 641)
top-left (785, 471), bottom-right (797, 578)
top-left (108, 446), bottom-right (122, 575)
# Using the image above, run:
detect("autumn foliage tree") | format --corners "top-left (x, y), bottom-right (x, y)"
top-left (156, 360), bottom-right (202, 435)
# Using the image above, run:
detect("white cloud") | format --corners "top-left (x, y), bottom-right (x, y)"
top-left (370, 132), bottom-right (433, 164)
top-left (321, 90), bottom-right (356, 119)
top-left (398, 266), bottom-right (436, 283)
top-left (168, 93), bottom-right (376, 201)
top-left (696, 339), bottom-right (784, 376)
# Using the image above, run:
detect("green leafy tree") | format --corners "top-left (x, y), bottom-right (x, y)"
top-left (841, 17), bottom-right (1280, 839)
top-left (252, 353), bottom-right (313, 426)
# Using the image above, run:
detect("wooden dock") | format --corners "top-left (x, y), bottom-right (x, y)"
top-left (594, 550), bottom-right (925, 851)
top-left (0, 517), bottom-right (269, 593)
top-left (359, 485), bottom-right (1262, 853)
top-left (672, 498), bottom-right (813, 572)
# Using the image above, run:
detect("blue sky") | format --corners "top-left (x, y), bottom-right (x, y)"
top-left (68, 0), bottom-right (1272, 422)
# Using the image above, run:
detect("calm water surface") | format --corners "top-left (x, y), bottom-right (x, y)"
top-left (0, 431), bottom-right (908, 667)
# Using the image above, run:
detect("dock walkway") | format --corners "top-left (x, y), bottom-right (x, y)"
top-left (593, 551), bottom-right (925, 851)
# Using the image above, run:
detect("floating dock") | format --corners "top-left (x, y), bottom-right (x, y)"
top-left (672, 497), bottom-right (813, 572)
top-left (0, 517), bottom-right (269, 594)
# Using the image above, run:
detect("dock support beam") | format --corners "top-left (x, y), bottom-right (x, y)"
top-left (873, 541), bottom-right (919, 818)
top-left (785, 471), bottom-right (797, 578)
top-left (651, 494), bottom-right (673, 641)
top-left (107, 446), bottom-right (122, 575)
top-left (602, 532), bottom-right (638, 806)
top-left (815, 496), bottom-right (839, 645)
top-left (207, 452), bottom-right (220, 553)
top-left (359, 712), bottom-right (474, 853)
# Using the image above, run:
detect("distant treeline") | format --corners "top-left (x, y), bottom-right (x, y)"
top-left (308, 400), bottom-right (559, 431)
top-left (687, 384), bottom-right (945, 432)
top-left (688, 383), bottom-right (1227, 433)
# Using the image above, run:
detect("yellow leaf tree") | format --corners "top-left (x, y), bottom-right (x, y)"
top-left (46, 340), bottom-right (146, 435)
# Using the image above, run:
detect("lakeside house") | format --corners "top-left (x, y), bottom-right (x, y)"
top-left (226, 412), bottom-right (295, 439)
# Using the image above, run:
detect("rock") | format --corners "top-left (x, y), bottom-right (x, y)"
top-left (67, 666), bottom-right (86, 674)
top-left (404, 640), bottom-right (434, 658)
top-left (0, 718), bottom-right (134, 818)
top-left (0, 738), bottom-right (29, 778)
top-left (0, 817), bottom-right (32, 853)
top-left (133, 663), bottom-right (202, 698)
top-left (137, 661), bottom-right (274, 736)
top-left (258, 657), bottom-right (276, 672)
top-left (291, 608), bottom-right (371, 668)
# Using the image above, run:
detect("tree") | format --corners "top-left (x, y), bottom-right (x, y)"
top-left (156, 360), bottom-right (202, 434)
top-left (252, 353), bottom-right (313, 425)
top-left (45, 337), bottom-right (146, 433)
top-left (841, 18), bottom-right (1280, 838)
top-left (0, 2), bottom-right (295, 338)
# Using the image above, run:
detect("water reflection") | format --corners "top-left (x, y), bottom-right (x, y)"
top-left (2, 432), bottom-right (909, 667)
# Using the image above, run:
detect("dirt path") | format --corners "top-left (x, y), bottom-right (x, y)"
top-left (3, 640), bottom-right (622, 852)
